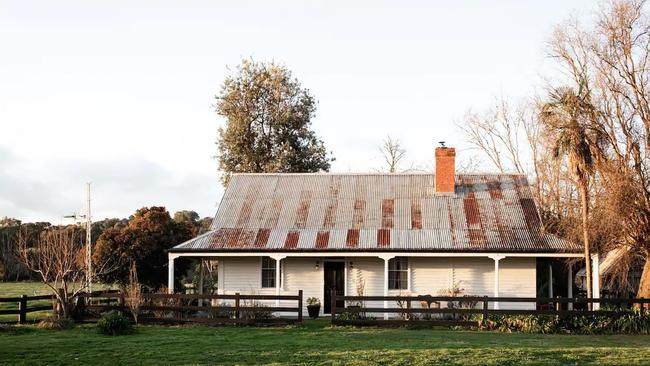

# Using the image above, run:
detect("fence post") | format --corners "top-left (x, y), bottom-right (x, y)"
top-left (482, 296), bottom-right (488, 322)
top-left (120, 293), bottom-right (125, 311)
top-left (235, 292), bottom-right (240, 320)
top-left (297, 290), bottom-right (303, 323)
top-left (330, 289), bottom-right (337, 323)
top-left (406, 298), bottom-right (411, 321)
top-left (18, 295), bottom-right (27, 324)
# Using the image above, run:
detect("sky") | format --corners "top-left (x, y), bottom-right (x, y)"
top-left (0, 0), bottom-right (598, 223)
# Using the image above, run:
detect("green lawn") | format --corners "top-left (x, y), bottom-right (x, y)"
top-left (0, 282), bottom-right (115, 323)
top-left (2, 320), bottom-right (650, 365)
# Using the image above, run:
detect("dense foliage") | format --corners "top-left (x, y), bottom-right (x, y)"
top-left (93, 207), bottom-right (194, 289)
top-left (214, 59), bottom-right (333, 185)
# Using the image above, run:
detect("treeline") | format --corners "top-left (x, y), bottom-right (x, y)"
top-left (0, 207), bottom-right (212, 288)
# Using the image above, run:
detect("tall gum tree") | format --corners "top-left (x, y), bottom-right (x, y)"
top-left (214, 59), bottom-right (333, 185)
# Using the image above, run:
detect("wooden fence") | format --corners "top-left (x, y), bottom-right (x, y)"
top-left (76, 290), bottom-right (303, 325)
top-left (330, 292), bottom-right (650, 327)
top-left (0, 294), bottom-right (55, 324)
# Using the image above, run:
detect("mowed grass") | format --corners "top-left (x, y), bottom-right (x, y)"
top-left (0, 282), bottom-right (115, 323)
top-left (2, 320), bottom-right (650, 365)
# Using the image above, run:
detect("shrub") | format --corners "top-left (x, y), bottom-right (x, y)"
top-left (240, 300), bottom-right (273, 321)
top-left (37, 317), bottom-right (75, 330)
top-left (97, 311), bottom-right (133, 336)
top-left (210, 302), bottom-right (234, 319)
top-left (480, 309), bottom-right (650, 335)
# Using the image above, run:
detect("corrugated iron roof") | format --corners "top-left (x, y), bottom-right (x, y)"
top-left (172, 173), bottom-right (581, 253)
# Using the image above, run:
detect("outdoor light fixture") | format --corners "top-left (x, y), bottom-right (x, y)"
top-left (349, 261), bottom-right (354, 269)
top-left (315, 260), bottom-right (320, 269)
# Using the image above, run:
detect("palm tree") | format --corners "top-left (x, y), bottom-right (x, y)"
top-left (539, 85), bottom-right (601, 304)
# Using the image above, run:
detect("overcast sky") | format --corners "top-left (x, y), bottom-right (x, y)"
top-left (0, 0), bottom-right (597, 223)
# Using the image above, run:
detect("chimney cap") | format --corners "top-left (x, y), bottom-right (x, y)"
top-left (438, 141), bottom-right (446, 148)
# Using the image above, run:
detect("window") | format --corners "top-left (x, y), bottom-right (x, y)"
top-left (261, 257), bottom-right (277, 288)
top-left (388, 257), bottom-right (408, 290)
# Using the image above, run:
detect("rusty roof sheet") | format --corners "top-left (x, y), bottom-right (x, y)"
top-left (172, 173), bottom-right (581, 253)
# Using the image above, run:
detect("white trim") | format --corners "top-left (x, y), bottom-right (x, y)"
top-left (489, 255), bottom-right (505, 310)
top-left (170, 251), bottom-right (582, 259)
top-left (167, 253), bottom-right (176, 293)
top-left (592, 253), bottom-right (600, 310)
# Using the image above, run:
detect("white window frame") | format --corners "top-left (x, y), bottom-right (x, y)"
top-left (260, 257), bottom-right (282, 289)
top-left (388, 257), bottom-right (409, 290)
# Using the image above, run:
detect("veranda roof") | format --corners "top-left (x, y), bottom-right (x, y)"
top-left (171, 173), bottom-right (581, 253)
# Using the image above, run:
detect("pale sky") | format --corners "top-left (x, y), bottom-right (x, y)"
top-left (0, 0), bottom-right (597, 223)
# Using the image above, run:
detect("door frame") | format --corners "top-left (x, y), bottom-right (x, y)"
top-left (322, 258), bottom-right (346, 315)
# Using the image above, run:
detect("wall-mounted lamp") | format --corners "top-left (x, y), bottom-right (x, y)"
top-left (315, 260), bottom-right (320, 269)
top-left (349, 261), bottom-right (354, 269)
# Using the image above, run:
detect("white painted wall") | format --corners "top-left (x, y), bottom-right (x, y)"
top-left (217, 255), bottom-right (537, 315)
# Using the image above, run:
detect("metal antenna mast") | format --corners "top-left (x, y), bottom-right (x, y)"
top-left (63, 182), bottom-right (92, 293)
top-left (85, 182), bottom-right (92, 293)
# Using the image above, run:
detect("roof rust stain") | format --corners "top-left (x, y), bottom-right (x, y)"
top-left (265, 198), bottom-right (283, 228)
top-left (377, 229), bottom-right (391, 247)
top-left (520, 198), bottom-right (541, 230)
top-left (315, 231), bottom-right (330, 249)
top-left (238, 229), bottom-right (257, 248)
top-left (294, 191), bottom-right (312, 229)
top-left (463, 197), bottom-right (481, 227)
top-left (225, 229), bottom-right (242, 248)
top-left (323, 177), bottom-right (341, 229)
top-left (346, 229), bottom-right (359, 248)
top-left (284, 231), bottom-right (299, 249)
top-left (352, 199), bottom-right (365, 228)
top-left (486, 181), bottom-right (503, 200)
top-left (381, 199), bottom-right (394, 228)
top-left (411, 199), bottom-right (422, 229)
top-left (253, 229), bottom-right (271, 248)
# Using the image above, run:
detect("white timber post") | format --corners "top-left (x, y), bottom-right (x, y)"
top-left (198, 258), bottom-right (204, 306)
top-left (168, 253), bottom-right (179, 294)
top-left (489, 255), bottom-right (505, 310)
top-left (548, 263), bottom-right (554, 298)
top-left (271, 254), bottom-right (286, 309)
top-left (567, 264), bottom-right (574, 310)
top-left (343, 258), bottom-right (348, 297)
top-left (591, 253), bottom-right (600, 311)
top-left (380, 254), bottom-right (395, 320)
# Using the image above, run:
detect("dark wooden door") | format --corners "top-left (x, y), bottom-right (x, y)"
top-left (324, 261), bottom-right (345, 314)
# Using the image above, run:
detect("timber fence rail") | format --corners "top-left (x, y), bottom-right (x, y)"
top-left (330, 292), bottom-right (650, 327)
top-left (76, 290), bottom-right (303, 326)
top-left (0, 294), bottom-right (55, 324)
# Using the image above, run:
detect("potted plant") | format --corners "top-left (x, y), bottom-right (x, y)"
top-left (306, 297), bottom-right (321, 319)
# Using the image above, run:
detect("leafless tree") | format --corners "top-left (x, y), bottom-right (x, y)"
top-left (17, 226), bottom-right (114, 318)
top-left (378, 135), bottom-right (407, 173)
top-left (457, 97), bottom-right (528, 174)
top-left (125, 261), bottom-right (142, 324)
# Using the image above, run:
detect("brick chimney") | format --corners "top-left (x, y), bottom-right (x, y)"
top-left (435, 147), bottom-right (456, 194)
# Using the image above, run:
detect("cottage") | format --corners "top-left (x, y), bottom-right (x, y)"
top-left (168, 147), bottom-right (593, 315)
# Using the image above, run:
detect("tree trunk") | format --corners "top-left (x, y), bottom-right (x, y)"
top-left (637, 256), bottom-right (650, 309)
top-left (580, 184), bottom-right (593, 308)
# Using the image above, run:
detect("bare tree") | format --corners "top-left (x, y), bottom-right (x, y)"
top-left (125, 261), bottom-right (142, 324)
top-left (378, 136), bottom-right (407, 173)
top-left (457, 97), bottom-right (528, 174)
top-left (17, 226), bottom-right (114, 318)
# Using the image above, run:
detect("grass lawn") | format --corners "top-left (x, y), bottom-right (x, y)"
top-left (2, 320), bottom-right (650, 365)
top-left (0, 282), bottom-right (115, 323)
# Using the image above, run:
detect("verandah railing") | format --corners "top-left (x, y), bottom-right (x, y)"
top-left (330, 292), bottom-right (650, 326)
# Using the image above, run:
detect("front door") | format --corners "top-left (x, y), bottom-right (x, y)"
top-left (324, 261), bottom-right (345, 314)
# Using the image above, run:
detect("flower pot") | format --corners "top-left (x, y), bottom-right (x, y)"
top-left (307, 304), bottom-right (320, 319)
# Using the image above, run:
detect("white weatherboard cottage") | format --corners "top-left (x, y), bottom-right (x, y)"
top-left (169, 147), bottom-right (594, 315)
